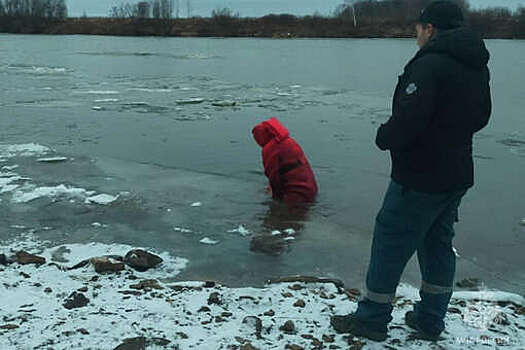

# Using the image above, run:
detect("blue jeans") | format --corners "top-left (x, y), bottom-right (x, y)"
top-left (355, 180), bottom-right (467, 335)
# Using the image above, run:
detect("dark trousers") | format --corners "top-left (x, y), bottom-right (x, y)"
top-left (355, 180), bottom-right (467, 335)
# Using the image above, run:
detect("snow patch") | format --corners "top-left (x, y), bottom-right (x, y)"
top-left (0, 234), bottom-right (523, 350)
top-left (0, 143), bottom-right (50, 158)
top-left (228, 225), bottom-right (250, 236)
top-left (37, 157), bottom-right (68, 163)
top-left (452, 290), bottom-right (525, 306)
top-left (85, 194), bottom-right (118, 205)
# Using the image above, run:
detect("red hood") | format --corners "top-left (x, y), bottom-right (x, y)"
top-left (252, 117), bottom-right (290, 147)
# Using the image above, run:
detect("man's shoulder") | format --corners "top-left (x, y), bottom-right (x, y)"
top-left (407, 52), bottom-right (455, 79)
top-left (410, 52), bottom-right (451, 69)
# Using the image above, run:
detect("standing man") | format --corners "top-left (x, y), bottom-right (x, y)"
top-left (331, 1), bottom-right (491, 342)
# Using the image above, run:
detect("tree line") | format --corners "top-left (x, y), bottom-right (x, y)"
top-left (0, 0), bottom-right (523, 38)
top-left (0, 0), bottom-right (67, 19)
top-left (333, 0), bottom-right (523, 27)
top-left (331, 0), bottom-right (525, 37)
top-left (109, 0), bottom-right (197, 19)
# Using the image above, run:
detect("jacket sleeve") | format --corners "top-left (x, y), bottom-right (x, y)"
top-left (472, 67), bottom-right (492, 133)
top-left (263, 148), bottom-right (283, 199)
top-left (376, 57), bottom-right (438, 151)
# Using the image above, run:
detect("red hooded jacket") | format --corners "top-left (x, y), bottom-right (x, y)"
top-left (252, 118), bottom-right (318, 203)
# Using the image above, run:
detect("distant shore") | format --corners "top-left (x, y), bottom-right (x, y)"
top-left (1, 16), bottom-right (524, 39)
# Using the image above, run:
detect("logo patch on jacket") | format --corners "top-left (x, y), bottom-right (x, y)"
top-left (405, 83), bottom-right (417, 95)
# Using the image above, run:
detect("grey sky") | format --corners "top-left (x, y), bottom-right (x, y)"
top-left (68, 0), bottom-right (525, 18)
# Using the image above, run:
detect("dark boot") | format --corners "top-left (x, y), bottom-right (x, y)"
top-left (405, 311), bottom-right (441, 341)
top-left (330, 314), bottom-right (387, 342)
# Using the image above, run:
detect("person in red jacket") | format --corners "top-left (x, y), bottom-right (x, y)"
top-left (252, 117), bottom-right (318, 204)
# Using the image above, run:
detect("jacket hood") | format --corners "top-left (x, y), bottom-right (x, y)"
top-left (416, 27), bottom-right (490, 70)
top-left (252, 117), bottom-right (290, 147)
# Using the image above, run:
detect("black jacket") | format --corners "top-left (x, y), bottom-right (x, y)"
top-left (376, 27), bottom-right (492, 193)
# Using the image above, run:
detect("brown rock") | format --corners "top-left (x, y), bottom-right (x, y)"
top-left (311, 338), bottom-right (323, 349)
top-left (0, 254), bottom-right (7, 265)
top-left (289, 284), bottom-right (303, 291)
top-left (448, 307), bottom-right (462, 314)
top-left (0, 324), bottom-right (19, 330)
top-left (293, 299), bottom-right (306, 308)
top-left (221, 312), bottom-right (233, 317)
top-left (44, 287), bottom-right (52, 293)
top-left (19, 272), bottom-right (31, 279)
top-left (282, 292), bottom-right (293, 298)
top-left (264, 309), bottom-right (275, 316)
top-left (204, 281), bottom-right (216, 288)
top-left (285, 345), bottom-right (304, 350)
top-left (15, 251), bottom-right (45, 265)
top-left (240, 343), bottom-right (259, 350)
top-left (279, 320), bottom-right (295, 334)
top-left (119, 290), bottom-right (142, 296)
top-left (171, 285), bottom-right (203, 292)
top-left (91, 257), bottom-right (125, 274)
top-left (242, 316), bottom-right (263, 338)
top-left (322, 334), bottom-right (335, 343)
top-left (129, 279), bottom-right (163, 290)
top-left (113, 336), bottom-right (146, 350)
top-left (124, 249), bottom-right (163, 272)
top-left (198, 306), bottom-right (211, 313)
top-left (346, 288), bottom-right (361, 296)
top-left (268, 276), bottom-right (344, 289)
top-left (348, 338), bottom-right (365, 349)
top-left (320, 291), bottom-right (335, 299)
top-left (235, 336), bottom-right (247, 343)
top-left (176, 332), bottom-right (188, 339)
top-left (78, 286), bottom-right (88, 293)
top-left (77, 328), bottom-right (90, 335)
top-left (301, 334), bottom-right (313, 339)
top-left (208, 292), bottom-right (221, 305)
top-left (63, 292), bottom-right (89, 310)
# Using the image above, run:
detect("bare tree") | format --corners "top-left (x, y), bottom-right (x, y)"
top-left (137, 1), bottom-right (150, 18)
top-left (186, 0), bottom-right (191, 18)
top-left (109, 2), bottom-right (138, 18)
top-left (345, 0), bottom-right (357, 27)
top-left (160, 0), bottom-right (173, 19)
top-left (55, 0), bottom-right (67, 19)
top-left (151, 0), bottom-right (160, 18)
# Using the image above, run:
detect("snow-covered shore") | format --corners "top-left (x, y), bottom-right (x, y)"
top-left (1, 234), bottom-right (524, 350)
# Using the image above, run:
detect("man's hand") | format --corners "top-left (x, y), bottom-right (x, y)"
top-left (265, 184), bottom-right (273, 196)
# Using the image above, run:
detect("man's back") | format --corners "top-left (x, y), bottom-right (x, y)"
top-left (377, 26), bottom-right (491, 193)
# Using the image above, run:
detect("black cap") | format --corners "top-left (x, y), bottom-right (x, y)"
top-left (419, 1), bottom-right (464, 29)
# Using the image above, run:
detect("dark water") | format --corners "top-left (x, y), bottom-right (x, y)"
top-left (0, 34), bottom-right (524, 293)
